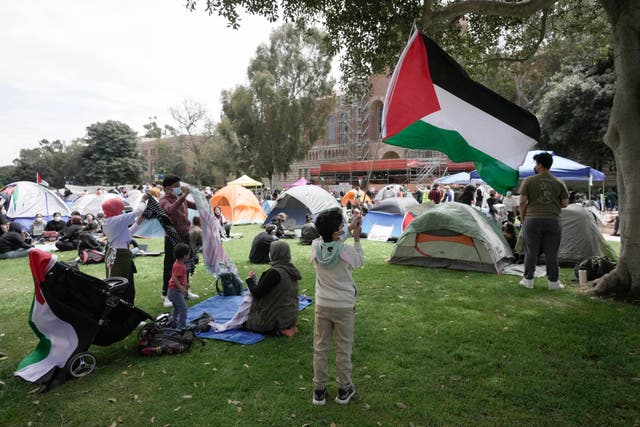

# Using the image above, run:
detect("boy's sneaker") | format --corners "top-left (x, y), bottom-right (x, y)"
top-left (312, 387), bottom-right (327, 406)
top-left (335, 384), bottom-right (356, 405)
top-left (187, 291), bottom-right (200, 300)
top-left (548, 281), bottom-right (565, 290)
top-left (162, 295), bottom-right (173, 308)
top-left (519, 278), bottom-right (534, 289)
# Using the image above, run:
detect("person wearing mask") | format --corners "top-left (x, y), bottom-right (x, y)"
top-left (159, 176), bottom-right (198, 307)
top-left (29, 213), bottom-right (47, 241)
top-left (518, 152), bottom-right (569, 290)
top-left (45, 212), bottom-right (65, 232)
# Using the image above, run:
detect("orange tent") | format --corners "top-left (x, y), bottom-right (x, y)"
top-left (210, 185), bottom-right (266, 224)
top-left (341, 189), bottom-right (372, 207)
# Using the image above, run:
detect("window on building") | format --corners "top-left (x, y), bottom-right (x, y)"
top-left (327, 115), bottom-right (335, 145)
top-left (339, 113), bottom-right (348, 145)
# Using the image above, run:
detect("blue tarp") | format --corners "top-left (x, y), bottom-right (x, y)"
top-left (186, 294), bottom-right (313, 345)
top-left (470, 150), bottom-right (605, 182)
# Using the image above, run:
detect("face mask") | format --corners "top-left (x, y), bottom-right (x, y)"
top-left (54, 216), bottom-right (61, 222)
top-left (172, 187), bottom-right (182, 197)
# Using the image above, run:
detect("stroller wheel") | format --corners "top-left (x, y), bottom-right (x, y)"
top-left (66, 352), bottom-right (97, 378)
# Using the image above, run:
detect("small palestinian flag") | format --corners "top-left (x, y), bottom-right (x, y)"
top-left (382, 29), bottom-right (539, 193)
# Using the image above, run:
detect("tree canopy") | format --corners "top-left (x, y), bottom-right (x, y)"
top-left (220, 23), bottom-right (335, 183)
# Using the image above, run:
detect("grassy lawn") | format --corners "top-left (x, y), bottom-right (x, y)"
top-left (0, 226), bottom-right (637, 426)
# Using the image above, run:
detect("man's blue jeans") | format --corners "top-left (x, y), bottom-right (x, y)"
top-left (522, 217), bottom-right (562, 282)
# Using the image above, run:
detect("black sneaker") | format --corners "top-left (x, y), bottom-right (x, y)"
top-left (335, 384), bottom-right (356, 404)
top-left (312, 387), bottom-right (327, 405)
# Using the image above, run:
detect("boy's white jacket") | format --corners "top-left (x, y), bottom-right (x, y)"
top-left (310, 239), bottom-right (364, 309)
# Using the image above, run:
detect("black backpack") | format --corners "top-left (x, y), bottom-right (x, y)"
top-left (138, 326), bottom-right (201, 356)
top-left (573, 256), bottom-right (616, 281)
top-left (215, 272), bottom-right (244, 296)
top-left (189, 312), bottom-right (214, 333)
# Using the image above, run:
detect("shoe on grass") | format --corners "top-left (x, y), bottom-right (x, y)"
top-left (335, 384), bottom-right (356, 405)
top-left (519, 278), bottom-right (534, 289)
top-left (312, 387), bottom-right (327, 406)
top-left (548, 281), bottom-right (565, 290)
top-left (162, 295), bottom-right (173, 308)
top-left (187, 291), bottom-right (200, 300)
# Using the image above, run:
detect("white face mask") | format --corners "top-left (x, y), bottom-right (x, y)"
top-left (172, 187), bottom-right (182, 197)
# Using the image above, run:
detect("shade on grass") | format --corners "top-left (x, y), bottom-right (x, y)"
top-left (0, 227), bottom-right (636, 426)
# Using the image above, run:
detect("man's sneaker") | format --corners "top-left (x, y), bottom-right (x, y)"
top-left (335, 384), bottom-right (356, 405)
top-left (548, 281), bottom-right (565, 290)
top-left (187, 291), bottom-right (200, 300)
top-left (162, 295), bottom-right (173, 308)
top-left (519, 278), bottom-right (534, 289)
top-left (312, 387), bottom-right (327, 406)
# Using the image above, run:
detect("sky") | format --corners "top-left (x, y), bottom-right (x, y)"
top-left (0, 1), bottom-right (288, 166)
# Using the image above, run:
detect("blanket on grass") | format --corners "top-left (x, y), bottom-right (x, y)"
top-left (186, 294), bottom-right (312, 345)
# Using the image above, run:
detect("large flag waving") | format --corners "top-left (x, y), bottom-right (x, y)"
top-left (382, 29), bottom-right (539, 193)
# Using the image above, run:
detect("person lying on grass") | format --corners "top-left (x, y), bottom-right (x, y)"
top-left (211, 240), bottom-right (302, 336)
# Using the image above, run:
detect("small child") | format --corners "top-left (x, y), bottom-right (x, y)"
top-left (168, 243), bottom-right (192, 329)
top-left (310, 207), bottom-right (364, 406)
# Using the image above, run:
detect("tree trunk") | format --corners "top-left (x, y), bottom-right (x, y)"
top-left (584, 0), bottom-right (640, 298)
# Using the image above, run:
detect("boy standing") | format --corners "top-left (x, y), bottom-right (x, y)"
top-left (310, 208), bottom-right (364, 405)
top-left (168, 243), bottom-right (192, 329)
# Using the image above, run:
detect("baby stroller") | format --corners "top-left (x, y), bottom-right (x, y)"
top-left (15, 249), bottom-right (155, 392)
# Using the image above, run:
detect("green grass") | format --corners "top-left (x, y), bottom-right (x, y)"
top-left (0, 226), bottom-right (637, 426)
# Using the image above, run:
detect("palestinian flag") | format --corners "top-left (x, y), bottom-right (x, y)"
top-left (15, 250), bottom-right (79, 384)
top-left (382, 29), bottom-right (539, 193)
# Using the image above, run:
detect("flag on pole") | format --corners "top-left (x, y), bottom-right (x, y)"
top-left (382, 29), bottom-right (539, 194)
top-left (36, 172), bottom-right (49, 187)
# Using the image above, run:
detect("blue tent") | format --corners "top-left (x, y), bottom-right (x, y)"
top-left (470, 150), bottom-right (605, 182)
top-left (362, 197), bottom-right (419, 240)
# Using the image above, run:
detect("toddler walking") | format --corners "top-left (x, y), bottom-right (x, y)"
top-left (168, 243), bottom-right (192, 328)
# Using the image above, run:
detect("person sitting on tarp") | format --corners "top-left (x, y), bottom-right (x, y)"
top-left (55, 215), bottom-right (84, 251)
top-left (249, 224), bottom-right (279, 264)
top-left (212, 240), bottom-right (302, 336)
top-left (300, 214), bottom-right (320, 245)
top-left (0, 219), bottom-right (33, 259)
top-left (44, 212), bottom-right (65, 233)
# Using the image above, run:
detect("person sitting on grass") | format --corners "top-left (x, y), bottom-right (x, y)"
top-left (311, 207), bottom-right (364, 406)
top-left (0, 219), bottom-right (33, 260)
top-left (168, 243), bottom-right (192, 329)
top-left (211, 240), bottom-right (302, 336)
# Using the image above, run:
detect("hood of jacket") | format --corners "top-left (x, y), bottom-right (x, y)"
top-left (269, 240), bottom-right (302, 280)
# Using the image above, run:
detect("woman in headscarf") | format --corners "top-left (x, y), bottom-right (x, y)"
top-left (101, 194), bottom-right (148, 301)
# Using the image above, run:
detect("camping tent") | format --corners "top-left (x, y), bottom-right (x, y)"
top-left (341, 189), bottom-right (372, 207)
top-left (264, 185), bottom-right (340, 228)
top-left (362, 197), bottom-right (419, 240)
top-left (210, 185), bottom-right (266, 225)
top-left (284, 177), bottom-right (307, 189)
top-left (514, 204), bottom-right (617, 266)
top-left (69, 193), bottom-right (130, 215)
top-left (389, 202), bottom-right (514, 273)
top-left (374, 184), bottom-right (403, 202)
top-left (434, 172), bottom-right (471, 185)
top-left (227, 175), bottom-right (263, 187)
top-left (470, 150), bottom-right (605, 182)
top-left (1, 181), bottom-right (71, 229)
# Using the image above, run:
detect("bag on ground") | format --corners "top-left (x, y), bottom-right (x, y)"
top-left (215, 272), bottom-right (243, 296)
top-left (573, 256), bottom-right (616, 281)
top-left (138, 326), bottom-right (197, 356)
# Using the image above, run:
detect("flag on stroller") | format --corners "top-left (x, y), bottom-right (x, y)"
top-left (382, 28), bottom-right (538, 194)
top-left (15, 250), bottom-right (85, 385)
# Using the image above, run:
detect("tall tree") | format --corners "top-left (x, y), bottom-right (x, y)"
top-left (221, 23), bottom-right (335, 185)
top-left (189, 0), bottom-right (640, 298)
top-left (153, 140), bottom-right (187, 178)
top-left (9, 139), bottom-right (79, 188)
top-left (143, 116), bottom-right (163, 138)
top-left (169, 99), bottom-right (207, 136)
top-left (80, 120), bottom-right (145, 185)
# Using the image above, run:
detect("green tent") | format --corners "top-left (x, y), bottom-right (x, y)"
top-left (389, 202), bottom-right (514, 273)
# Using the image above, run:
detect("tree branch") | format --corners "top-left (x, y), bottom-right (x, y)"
top-left (422, 0), bottom-right (558, 26)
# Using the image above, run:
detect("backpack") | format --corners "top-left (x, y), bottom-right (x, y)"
top-left (189, 312), bottom-right (214, 333)
top-left (215, 272), bottom-right (243, 296)
top-left (138, 326), bottom-right (200, 356)
top-left (79, 249), bottom-right (105, 265)
top-left (573, 256), bottom-right (616, 281)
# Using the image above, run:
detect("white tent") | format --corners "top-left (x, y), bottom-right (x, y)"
top-left (70, 193), bottom-right (130, 215)
top-left (1, 181), bottom-right (71, 228)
